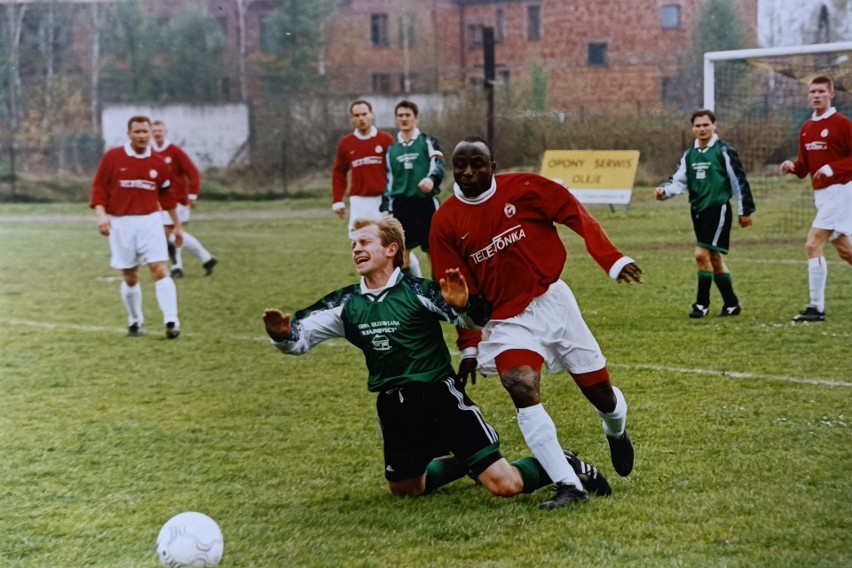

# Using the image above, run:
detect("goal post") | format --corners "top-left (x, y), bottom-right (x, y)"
top-left (701, 42), bottom-right (852, 235)
top-left (703, 42), bottom-right (852, 111)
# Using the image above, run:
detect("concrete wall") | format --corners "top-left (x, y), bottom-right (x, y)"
top-left (101, 104), bottom-right (250, 170)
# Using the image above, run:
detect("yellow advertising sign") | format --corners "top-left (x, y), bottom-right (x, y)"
top-left (540, 150), bottom-right (640, 205)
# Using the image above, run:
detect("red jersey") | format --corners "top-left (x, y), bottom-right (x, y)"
top-left (791, 108), bottom-right (852, 189)
top-left (430, 173), bottom-right (627, 320)
top-left (331, 127), bottom-right (394, 204)
top-left (152, 140), bottom-right (200, 205)
top-left (90, 144), bottom-right (174, 216)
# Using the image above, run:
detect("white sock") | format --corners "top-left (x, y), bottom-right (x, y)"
top-left (408, 251), bottom-right (422, 277)
top-left (120, 282), bottom-right (143, 326)
top-left (517, 404), bottom-right (582, 488)
top-left (808, 256), bottom-right (827, 311)
top-left (182, 232), bottom-right (213, 264)
top-left (597, 385), bottom-right (627, 437)
top-left (155, 277), bottom-right (179, 326)
top-left (173, 246), bottom-right (183, 270)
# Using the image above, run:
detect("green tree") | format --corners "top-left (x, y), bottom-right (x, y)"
top-left (100, 0), bottom-right (160, 103)
top-left (674, 0), bottom-right (749, 111)
top-left (160, 11), bottom-right (227, 104)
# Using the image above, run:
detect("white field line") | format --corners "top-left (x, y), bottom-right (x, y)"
top-left (3, 319), bottom-right (850, 388)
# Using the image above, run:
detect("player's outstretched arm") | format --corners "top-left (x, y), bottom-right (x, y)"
top-left (439, 268), bottom-right (469, 309)
top-left (263, 309), bottom-right (292, 342)
top-left (616, 262), bottom-right (644, 284)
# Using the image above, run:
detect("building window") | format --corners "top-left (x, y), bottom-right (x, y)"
top-left (661, 4), bottom-right (681, 29)
top-left (372, 74), bottom-right (391, 94)
top-left (498, 69), bottom-right (511, 84)
top-left (496, 7), bottom-right (505, 43)
top-left (661, 77), bottom-right (678, 102)
top-left (469, 24), bottom-right (483, 48)
top-left (371, 13), bottom-right (389, 47)
top-left (588, 42), bottom-right (608, 67)
top-left (527, 5), bottom-right (541, 41)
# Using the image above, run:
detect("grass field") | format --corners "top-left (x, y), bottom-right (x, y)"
top-left (0, 181), bottom-right (849, 568)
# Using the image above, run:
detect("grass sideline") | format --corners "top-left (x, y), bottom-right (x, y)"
top-left (0, 183), bottom-right (849, 567)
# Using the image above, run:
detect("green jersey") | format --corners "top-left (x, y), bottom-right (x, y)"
top-left (661, 134), bottom-right (756, 215)
top-left (272, 270), bottom-right (489, 392)
top-left (384, 128), bottom-right (445, 202)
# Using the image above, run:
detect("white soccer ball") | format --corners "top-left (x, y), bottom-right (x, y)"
top-left (156, 512), bottom-right (224, 568)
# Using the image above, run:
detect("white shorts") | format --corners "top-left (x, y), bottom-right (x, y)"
top-left (813, 182), bottom-right (852, 240)
top-left (161, 203), bottom-right (191, 225)
top-left (109, 213), bottom-right (169, 269)
top-left (348, 195), bottom-right (383, 236)
top-left (477, 279), bottom-right (606, 376)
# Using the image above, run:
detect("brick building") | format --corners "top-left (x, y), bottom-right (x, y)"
top-left (323, 0), bottom-right (758, 114)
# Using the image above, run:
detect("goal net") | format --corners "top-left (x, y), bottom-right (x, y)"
top-left (704, 42), bottom-right (852, 234)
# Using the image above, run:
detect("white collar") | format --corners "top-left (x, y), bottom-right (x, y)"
top-left (151, 139), bottom-right (171, 152)
top-left (453, 176), bottom-right (497, 204)
top-left (812, 107), bottom-right (837, 121)
top-left (123, 142), bottom-right (152, 159)
top-left (360, 267), bottom-right (401, 295)
top-left (353, 126), bottom-right (378, 140)
top-left (397, 128), bottom-right (421, 144)
top-left (694, 133), bottom-right (719, 150)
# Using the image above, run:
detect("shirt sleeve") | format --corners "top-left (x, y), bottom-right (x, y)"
top-left (722, 144), bottom-right (755, 216)
top-left (272, 305), bottom-right (346, 355)
top-left (546, 180), bottom-right (627, 277)
top-left (426, 135), bottom-right (445, 187)
top-left (331, 138), bottom-right (350, 205)
top-left (90, 152), bottom-right (111, 209)
top-left (175, 147), bottom-right (201, 198)
top-left (660, 150), bottom-right (689, 199)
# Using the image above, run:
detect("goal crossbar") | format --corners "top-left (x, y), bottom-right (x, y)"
top-left (703, 42), bottom-right (852, 110)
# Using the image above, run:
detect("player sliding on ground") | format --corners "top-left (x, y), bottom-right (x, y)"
top-left (264, 217), bottom-right (611, 509)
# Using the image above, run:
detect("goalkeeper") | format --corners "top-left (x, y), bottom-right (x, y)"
top-left (656, 109), bottom-right (756, 319)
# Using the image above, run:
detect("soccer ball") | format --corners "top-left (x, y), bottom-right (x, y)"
top-left (156, 512), bottom-right (224, 568)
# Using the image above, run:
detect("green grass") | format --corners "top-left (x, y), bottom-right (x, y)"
top-left (0, 182), bottom-right (849, 567)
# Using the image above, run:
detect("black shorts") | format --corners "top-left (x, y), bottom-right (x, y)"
top-left (376, 377), bottom-right (502, 482)
top-left (391, 195), bottom-right (438, 251)
top-left (692, 202), bottom-right (732, 254)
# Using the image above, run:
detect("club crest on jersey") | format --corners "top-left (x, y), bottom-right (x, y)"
top-left (821, 128), bottom-right (829, 138)
top-left (372, 334), bottom-right (391, 351)
top-left (375, 145), bottom-right (383, 153)
top-left (504, 203), bottom-right (516, 218)
top-left (165, 157), bottom-right (172, 164)
top-left (149, 169), bottom-right (158, 178)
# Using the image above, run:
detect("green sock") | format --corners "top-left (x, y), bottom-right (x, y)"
top-left (697, 271), bottom-right (713, 306)
top-left (425, 456), bottom-right (468, 494)
top-left (714, 272), bottom-right (738, 306)
top-left (511, 457), bottom-right (551, 493)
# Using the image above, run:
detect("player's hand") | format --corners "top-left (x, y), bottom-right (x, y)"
top-left (439, 268), bottom-right (469, 309)
top-left (334, 208), bottom-right (346, 219)
top-left (263, 309), bottom-right (292, 342)
top-left (780, 160), bottom-right (795, 174)
top-left (617, 262), bottom-right (644, 284)
top-left (456, 357), bottom-right (478, 388)
top-left (172, 225), bottom-right (184, 248)
top-left (417, 177), bottom-right (434, 194)
top-left (95, 209), bottom-right (110, 236)
top-left (739, 215), bottom-right (753, 228)
top-left (654, 187), bottom-right (666, 201)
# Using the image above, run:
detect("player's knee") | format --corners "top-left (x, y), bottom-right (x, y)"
top-left (484, 477), bottom-right (523, 498)
top-left (388, 481), bottom-right (426, 498)
top-left (479, 461), bottom-right (524, 497)
top-left (500, 368), bottom-right (539, 406)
